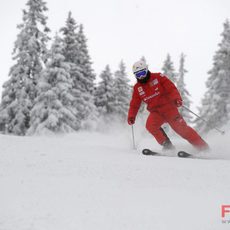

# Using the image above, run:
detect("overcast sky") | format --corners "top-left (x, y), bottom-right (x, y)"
top-left (0, 0), bottom-right (229, 110)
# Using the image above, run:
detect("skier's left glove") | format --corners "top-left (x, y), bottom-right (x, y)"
top-left (175, 99), bottom-right (182, 107)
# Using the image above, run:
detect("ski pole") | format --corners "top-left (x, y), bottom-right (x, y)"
top-left (182, 105), bottom-right (225, 135)
top-left (131, 125), bottom-right (136, 149)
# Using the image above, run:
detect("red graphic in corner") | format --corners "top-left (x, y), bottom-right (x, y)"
top-left (222, 205), bottom-right (230, 218)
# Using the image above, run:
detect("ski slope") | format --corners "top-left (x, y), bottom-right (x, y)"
top-left (0, 127), bottom-right (230, 230)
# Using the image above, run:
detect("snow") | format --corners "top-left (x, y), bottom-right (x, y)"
top-left (0, 126), bottom-right (230, 230)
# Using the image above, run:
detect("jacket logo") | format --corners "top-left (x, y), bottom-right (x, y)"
top-left (143, 92), bottom-right (160, 101)
top-left (153, 79), bottom-right (158, 85)
top-left (138, 87), bottom-right (143, 92)
top-left (138, 86), bottom-right (145, 96)
top-left (149, 79), bottom-right (158, 86)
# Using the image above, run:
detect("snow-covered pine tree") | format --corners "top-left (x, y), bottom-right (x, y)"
top-left (0, 0), bottom-right (50, 135)
top-left (60, 12), bottom-right (97, 129)
top-left (94, 65), bottom-right (115, 116)
top-left (60, 12), bottom-right (84, 121)
top-left (77, 24), bottom-right (95, 93)
top-left (162, 54), bottom-right (178, 83)
top-left (177, 53), bottom-right (193, 123)
top-left (195, 19), bottom-right (230, 133)
top-left (112, 60), bottom-right (131, 120)
top-left (76, 24), bottom-right (98, 129)
top-left (28, 34), bottom-right (78, 134)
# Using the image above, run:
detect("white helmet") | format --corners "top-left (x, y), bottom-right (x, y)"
top-left (132, 60), bottom-right (148, 74)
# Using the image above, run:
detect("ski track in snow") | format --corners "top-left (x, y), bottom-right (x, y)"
top-left (0, 130), bottom-right (230, 230)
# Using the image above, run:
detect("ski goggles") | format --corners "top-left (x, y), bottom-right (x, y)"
top-left (134, 69), bottom-right (147, 79)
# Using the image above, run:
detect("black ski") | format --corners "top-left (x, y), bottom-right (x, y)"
top-left (142, 149), bottom-right (193, 158)
top-left (177, 151), bottom-right (192, 158)
top-left (142, 149), bottom-right (160, 156)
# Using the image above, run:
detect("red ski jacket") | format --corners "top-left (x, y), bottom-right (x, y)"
top-left (128, 72), bottom-right (182, 118)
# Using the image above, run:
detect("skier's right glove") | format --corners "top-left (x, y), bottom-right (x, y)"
top-left (127, 117), bottom-right (135, 125)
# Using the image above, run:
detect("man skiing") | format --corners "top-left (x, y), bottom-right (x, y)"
top-left (127, 60), bottom-right (209, 151)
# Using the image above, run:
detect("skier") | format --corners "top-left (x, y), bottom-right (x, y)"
top-left (127, 60), bottom-right (209, 151)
